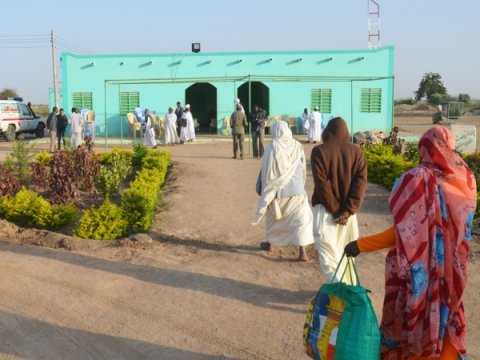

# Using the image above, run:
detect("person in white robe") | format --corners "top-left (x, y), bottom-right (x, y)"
top-left (301, 108), bottom-right (310, 135)
top-left (165, 106), bottom-right (180, 145)
top-left (143, 109), bottom-right (157, 148)
top-left (307, 106), bottom-right (322, 143)
top-left (252, 120), bottom-right (314, 261)
top-left (69, 107), bottom-right (84, 148)
top-left (180, 104), bottom-right (195, 143)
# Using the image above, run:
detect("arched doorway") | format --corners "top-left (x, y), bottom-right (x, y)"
top-left (185, 83), bottom-right (217, 133)
top-left (237, 81), bottom-right (269, 115)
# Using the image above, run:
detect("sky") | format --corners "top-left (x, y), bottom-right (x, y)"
top-left (1, 0), bottom-right (479, 104)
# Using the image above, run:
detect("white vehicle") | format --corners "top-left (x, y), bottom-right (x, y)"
top-left (0, 98), bottom-right (46, 141)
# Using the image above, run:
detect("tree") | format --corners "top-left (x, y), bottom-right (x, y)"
top-left (458, 93), bottom-right (471, 105)
top-left (414, 72), bottom-right (447, 103)
top-left (0, 88), bottom-right (18, 100)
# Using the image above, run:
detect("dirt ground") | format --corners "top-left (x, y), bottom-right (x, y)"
top-left (0, 117), bottom-right (479, 359)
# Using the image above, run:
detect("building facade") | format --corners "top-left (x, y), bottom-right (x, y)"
top-left (59, 46), bottom-right (394, 137)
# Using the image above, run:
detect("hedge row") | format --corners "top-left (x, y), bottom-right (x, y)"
top-left (0, 187), bottom-right (76, 230)
top-left (74, 150), bottom-right (171, 240)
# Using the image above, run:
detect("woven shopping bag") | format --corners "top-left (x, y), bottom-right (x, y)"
top-left (303, 254), bottom-right (380, 360)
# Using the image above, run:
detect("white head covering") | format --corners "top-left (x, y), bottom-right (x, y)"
top-left (314, 106), bottom-right (319, 111)
top-left (253, 121), bottom-right (304, 224)
top-left (185, 104), bottom-right (190, 109)
top-left (235, 98), bottom-right (240, 104)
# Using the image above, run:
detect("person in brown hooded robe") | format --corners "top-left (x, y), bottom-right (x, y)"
top-left (310, 116), bottom-right (367, 283)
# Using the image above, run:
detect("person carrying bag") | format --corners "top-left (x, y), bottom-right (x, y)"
top-left (303, 253), bottom-right (380, 359)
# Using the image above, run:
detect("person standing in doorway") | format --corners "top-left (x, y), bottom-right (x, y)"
top-left (310, 116), bottom-right (367, 283)
top-left (307, 106), bottom-right (322, 143)
top-left (46, 106), bottom-right (59, 153)
top-left (249, 105), bottom-right (267, 159)
top-left (231, 104), bottom-right (248, 159)
top-left (165, 106), bottom-right (180, 145)
top-left (175, 101), bottom-right (184, 136)
top-left (56, 108), bottom-right (68, 150)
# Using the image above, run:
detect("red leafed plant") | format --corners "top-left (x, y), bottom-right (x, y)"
top-left (31, 162), bottom-right (49, 189)
top-left (0, 164), bottom-right (20, 197)
top-left (49, 151), bottom-right (77, 205)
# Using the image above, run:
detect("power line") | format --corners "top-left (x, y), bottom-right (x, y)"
top-left (57, 36), bottom-right (97, 55)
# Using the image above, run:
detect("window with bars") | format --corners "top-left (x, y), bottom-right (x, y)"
top-left (119, 92), bottom-right (140, 115)
top-left (310, 89), bottom-right (332, 113)
top-left (360, 88), bottom-right (382, 113)
top-left (72, 92), bottom-right (93, 109)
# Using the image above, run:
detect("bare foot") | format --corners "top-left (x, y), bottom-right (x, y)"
top-left (298, 246), bottom-right (308, 261)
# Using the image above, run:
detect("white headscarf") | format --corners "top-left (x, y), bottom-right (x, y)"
top-left (253, 121), bottom-right (304, 224)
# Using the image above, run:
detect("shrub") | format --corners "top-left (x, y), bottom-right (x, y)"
top-left (363, 145), bottom-right (416, 190)
top-left (72, 144), bottom-right (100, 195)
top-left (33, 151), bottom-right (53, 165)
top-left (100, 149), bottom-right (134, 165)
top-left (132, 143), bottom-right (148, 166)
top-left (31, 162), bottom-right (49, 189)
top-left (74, 200), bottom-right (128, 240)
top-left (95, 152), bottom-right (132, 199)
top-left (0, 187), bottom-right (76, 230)
top-left (121, 150), bottom-right (171, 233)
top-left (0, 164), bottom-right (20, 197)
top-left (49, 151), bottom-right (77, 204)
top-left (6, 139), bottom-right (32, 184)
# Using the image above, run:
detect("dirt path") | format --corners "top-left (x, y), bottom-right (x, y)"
top-left (0, 139), bottom-right (479, 359)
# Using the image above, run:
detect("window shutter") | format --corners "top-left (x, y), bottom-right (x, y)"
top-left (119, 92), bottom-right (140, 115)
top-left (360, 88), bottom-right (382, 113)
top-left (311, 89), bottom-right (332, 113)
top-left (72, 92), bottom-right (93, 109)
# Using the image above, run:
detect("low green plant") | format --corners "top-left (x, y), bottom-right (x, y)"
top-left (363, 145), bottom-right (416, 190)
top-left (33, 151), bottom-right (53, 166)
top-left (132, 143), bottom-right (149, 166)
top-left (6, 139), bottom-right (33, 184)
top-left (95, 152), bottom-right (132, 199)
top-left (100, 149), bottom-right (134, 165)
top-left (0, 187), bottom-right (76, 229)
top-left (74, 200), bottom-right (128, 240)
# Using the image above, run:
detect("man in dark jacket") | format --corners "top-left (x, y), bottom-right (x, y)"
top-left (46, 106), bottom-right (59, 153)
top-left (249, 105), bottom-right (267, 159)
top-left (175, 101), bottom-right (184, 136)
top-left (310, 116), bottom-right (367, 282)
top-left (231, 104), bottom-right (248, 160)
top-left (56, 108), bottom-right (69, 150)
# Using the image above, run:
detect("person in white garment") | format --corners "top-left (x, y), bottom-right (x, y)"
top-left (307, 106), bottom-right (322, 143)
top-left (235, 98), bottom-right (245, 113)
top-left (252, 120), bottom-right (314, 261)
top-left (301, 108), bottom-right (310, 136)
top-left (69, 107), bottom-right (84, 148)
top-left (143, 109), bottom-right (157, 148)
top-left (164, 106), bottom-right (180, 145)
top-left (180, 104), bottom-right (195, 143)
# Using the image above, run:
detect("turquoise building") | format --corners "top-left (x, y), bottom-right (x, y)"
top-left (59, 46), bottom-right (394, 137)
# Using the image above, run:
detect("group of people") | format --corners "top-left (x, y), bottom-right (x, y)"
top-left (46, 106), bottom-right (85, 152)
top-left (301, 106), bottom-right (323, 143)
top-left (253, 118), bottom-right (476, 359)
top-left (142, 102), bottom-right (196, 148)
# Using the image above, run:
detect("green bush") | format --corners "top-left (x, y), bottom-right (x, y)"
top-left (363, 145), bottom-right (416, 190)
top-left (132, 143), bottom-right (149, 166)
top-left (33, 151), bottom-right (53, 166)
top-left (0, 187), bottom-right (76, 229)
top-left (121, 150), bottom-right (171, 232)
top-left (100, 149), bottom-right (134, 165)
top-left (74, 200), bottom-right (128, 240)
top-left (95, 152), bottom-right (132, 198)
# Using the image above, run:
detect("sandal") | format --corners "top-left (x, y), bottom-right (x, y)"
top-left (260, 241), bottom-right (272, 252)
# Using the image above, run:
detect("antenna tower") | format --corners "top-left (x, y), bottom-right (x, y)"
top-left (368, 0), bottom-right (381, 49)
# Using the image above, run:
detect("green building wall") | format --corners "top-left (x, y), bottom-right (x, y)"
top-left (60, 47), bottom-right (394, 137)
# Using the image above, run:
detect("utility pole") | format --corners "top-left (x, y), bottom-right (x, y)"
top-left (51, 30), bottom-right (59, 107)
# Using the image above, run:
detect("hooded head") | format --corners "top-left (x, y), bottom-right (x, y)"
top-left (321, 116), bottom-right (349, 143)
